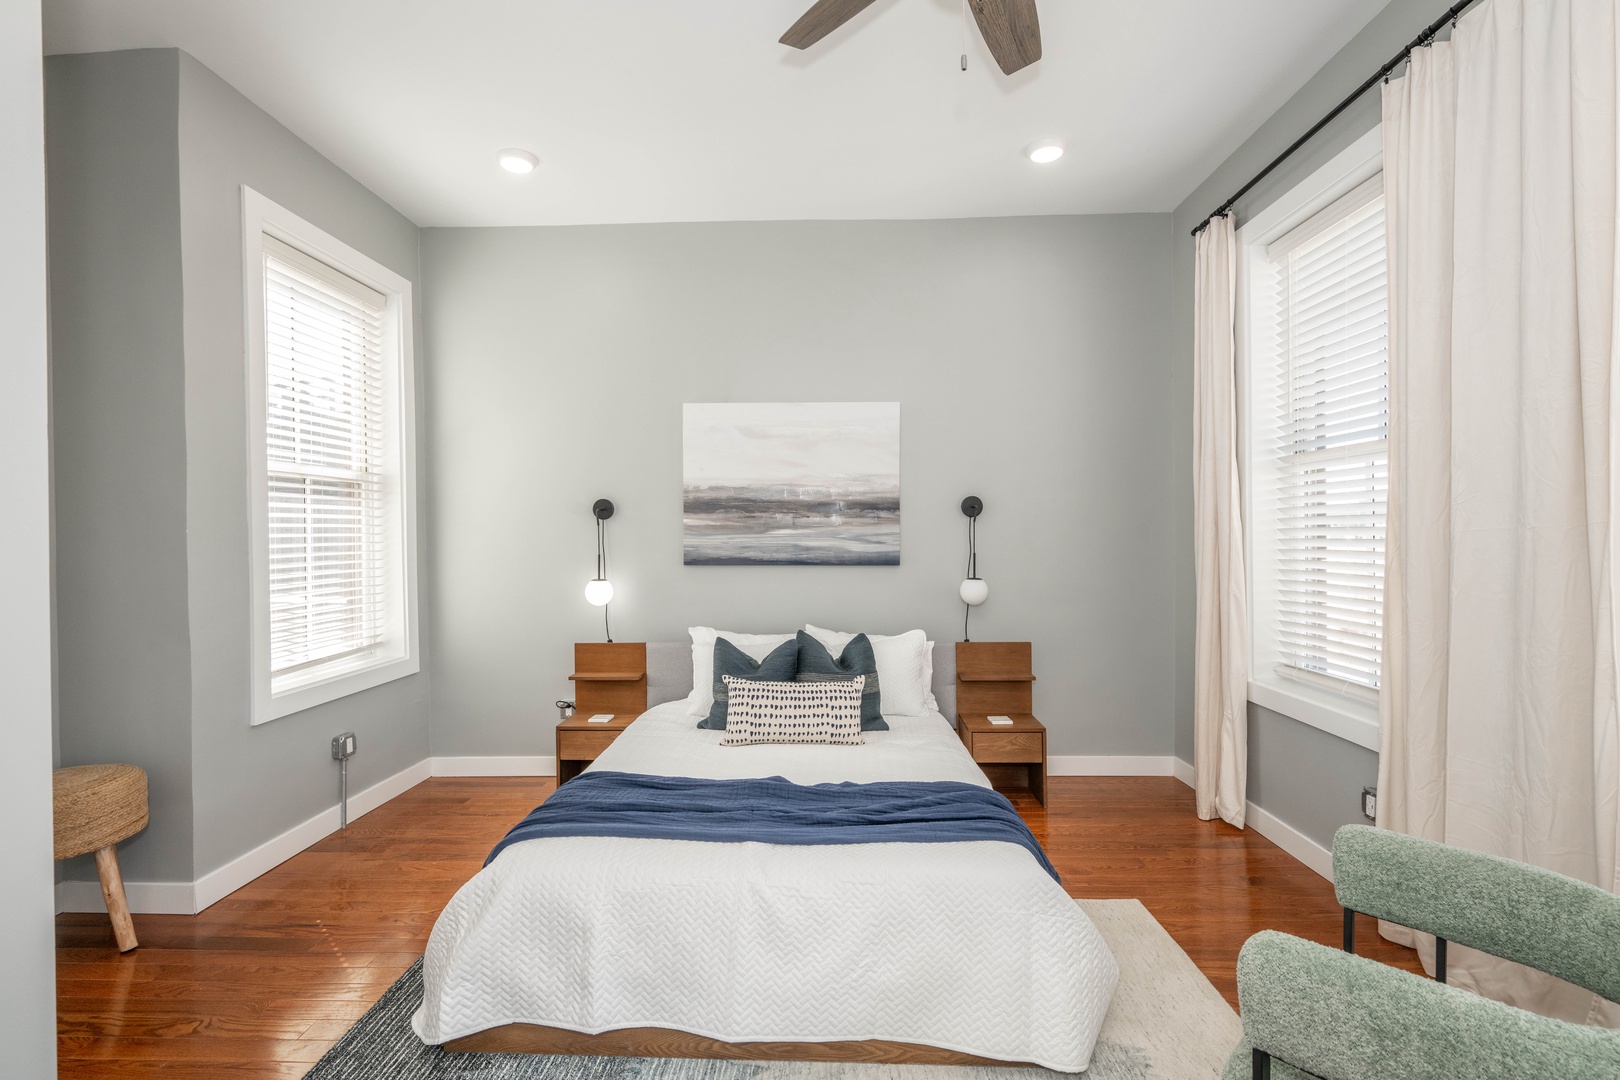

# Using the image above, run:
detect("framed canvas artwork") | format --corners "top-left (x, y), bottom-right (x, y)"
top-left (682, 402), bottom-right (900, 566)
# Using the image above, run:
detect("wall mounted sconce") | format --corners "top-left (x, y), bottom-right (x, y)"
top-left (586, 499), bottom-right (615, 642)
top-left (960, 496), bottom-right (987, 641)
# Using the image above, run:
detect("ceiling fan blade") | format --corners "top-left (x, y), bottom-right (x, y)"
top-left (779, 0), bottom-right (881, 49)
top-left (969, 0), bottom-right (1042, 75)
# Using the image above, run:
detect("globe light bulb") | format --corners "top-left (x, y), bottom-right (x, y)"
top-left (585, 578), bottom-right (614, 606)
top-left (959, 578), bottom-right (989, 606)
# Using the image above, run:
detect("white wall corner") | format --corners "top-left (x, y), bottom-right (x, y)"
top-left (1047, 755), bottom-right (1175, 777)
top-left (430, 756), bottom-right (555, 777)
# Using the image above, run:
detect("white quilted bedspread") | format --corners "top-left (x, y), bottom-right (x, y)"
top-left (411, 702), bottom-right (1119, 1072)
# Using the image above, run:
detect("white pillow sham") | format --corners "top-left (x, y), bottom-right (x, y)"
top-left (686, 627), bottom-right (797, 718)
top-left (802, 625), bottom-right (936, 717)
top-left (921, 640), bottom-right (940, 712)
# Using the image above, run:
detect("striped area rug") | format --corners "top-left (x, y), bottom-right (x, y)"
top-left (304, 899), bottom-right (1241, 1079)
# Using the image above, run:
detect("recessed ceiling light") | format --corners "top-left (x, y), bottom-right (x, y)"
top-left (497, 148), bottom-right (539, 174)
top-left (1025, 140), bottom-right (1065, 165)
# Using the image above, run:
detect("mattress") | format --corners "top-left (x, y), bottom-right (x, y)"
top-left (411, 700), bottom-right (1119, 1072)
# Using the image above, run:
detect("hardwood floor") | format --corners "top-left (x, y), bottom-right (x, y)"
top-left (56, 775), bottom-right (1421, 1077)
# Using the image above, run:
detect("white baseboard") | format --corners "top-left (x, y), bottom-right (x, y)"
top-left (429, 755), bottom-right (554, 777)
top-left (1048, 755), bottom-right (1176, 776)
top-left (1172, 757), bottom-right (1195, 786)
top-left (55, 878), bottom-right (195, 917)
top-left (57, 758), bottom-right (434, 916)
top-left (59, 752), bottom-right (1223, 919)
top-left (354, 758), bottom-right (435, 817)
top-left (56, 757), bottom-right (557, 915)
top-left (1168, 756), bottom-right (1332, 881)
top-left (189, 757), bottom-right (433, 911)
top-left (190, 807), bottom-right (336, 913)
top-left (1245, 801), bottom-right (1334, 881)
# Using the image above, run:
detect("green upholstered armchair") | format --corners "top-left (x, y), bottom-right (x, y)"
top-left (1221, 824), bottom-right (1620, 1080)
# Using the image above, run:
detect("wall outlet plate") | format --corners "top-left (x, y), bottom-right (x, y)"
top-left (1361, 786), bottom-right (1377, 821)
top-left (332, 732), bottom-right (358, 760)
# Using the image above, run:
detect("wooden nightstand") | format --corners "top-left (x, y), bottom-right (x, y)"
top-left (559, 642), bottom-right (646, 784)
top-left (556, 712), bottom-right (635, 784)
top-left (955, 641), bottom-right (1046, 805)
top-left (956, 713), bottom-right (1047, 806)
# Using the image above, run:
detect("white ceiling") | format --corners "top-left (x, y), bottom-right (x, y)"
top-left (43, 0), bottom-right (1389, 228)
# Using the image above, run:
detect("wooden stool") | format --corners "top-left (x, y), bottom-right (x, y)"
top-left (53, 764), bottom-right (148, 952)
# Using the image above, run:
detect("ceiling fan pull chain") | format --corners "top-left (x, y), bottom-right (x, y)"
top-left (960, 0), bottom-right (968, 70)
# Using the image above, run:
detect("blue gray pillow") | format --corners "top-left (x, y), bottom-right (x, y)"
top-left (794, 630), bottom-right (886, 731)
top-left (698, 637), bottom-right (799, 730)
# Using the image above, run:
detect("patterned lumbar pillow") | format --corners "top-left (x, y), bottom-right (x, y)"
top-left (794, 630), bottom-right (886, 730)
top-left (698, 637), bottom-right (800, 730)
top-left (719, 676), bottom-right (865, 746)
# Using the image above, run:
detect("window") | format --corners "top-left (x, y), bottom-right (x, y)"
top-left (1269, 177), bottom-right (1388, 695)
top-left (1239, 128), bottom-right (1385, 750)
top-left (244, 189), bottom-right (418, 725)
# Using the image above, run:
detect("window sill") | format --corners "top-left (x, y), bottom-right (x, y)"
top-left (1247, 676), bottom-right (1379, 752)
top-left (254, 650), bottom-right (418, 726)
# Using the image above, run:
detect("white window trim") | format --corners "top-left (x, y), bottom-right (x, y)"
top-left (1235, 127), bottom-right (1383, 753)
top-left (242, 186), bottom-right (419, 725)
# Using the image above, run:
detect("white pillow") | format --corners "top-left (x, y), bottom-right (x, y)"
top-left (802, 625), bottom-right (933, 717)
top-left (922, 640), bottom-right (940, 713)
top-left (686, 627), bottom-right (797, 718)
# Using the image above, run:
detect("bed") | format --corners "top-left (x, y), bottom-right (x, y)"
top-left (411, 642), bottom-right (1119, 1072)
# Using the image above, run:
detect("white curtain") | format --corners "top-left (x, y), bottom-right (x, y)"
top-left (1379, 0), bottom-right (1620, 1025)
top-left (1193, 214), bottom-right (1250, 829)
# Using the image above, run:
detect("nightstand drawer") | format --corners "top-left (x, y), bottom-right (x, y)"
top-left (557, 729), bottom-right (621, 761)
top-left (969, 730), bottom-right (1043, 763)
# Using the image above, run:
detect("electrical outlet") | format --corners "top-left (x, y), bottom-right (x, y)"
top-left (1361, 786), bottom-right (1377, 821)
top-left (331, 732), bottom-right (357, 760)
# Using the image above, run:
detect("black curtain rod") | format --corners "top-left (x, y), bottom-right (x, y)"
top-left (1191, 0), bottom-right (1483, 237)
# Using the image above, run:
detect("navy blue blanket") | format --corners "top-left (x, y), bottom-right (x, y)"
top-left (485, 771), bottom-right (1059, 882)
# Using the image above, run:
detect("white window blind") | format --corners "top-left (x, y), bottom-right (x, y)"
top-left (1267, 178), bottom-right (1388, 695)
top-left (263, 234), bottom-right (388, 678)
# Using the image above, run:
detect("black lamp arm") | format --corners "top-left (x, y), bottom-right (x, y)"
top-left (961, 495), bottom-right (983, 641)
top-left (592, 499), bottom-right (614, 643)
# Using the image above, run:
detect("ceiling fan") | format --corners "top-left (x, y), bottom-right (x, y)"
top-left (780, 0), bottom-right (1041, 75)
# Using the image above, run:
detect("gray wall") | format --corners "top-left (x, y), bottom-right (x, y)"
top-left (422, 216), bottom-right (1177, 759)
top-left (0, 0), bottom-right (61, 1070)
top-left (43, 2), bottom-right (1448, 901)
top-left (176, 51), bottom-right (430, 877)
top-left (1170, 0), bottom-right (1456, 846)
top-left (46, 47), bottom-right (431, 889)
top-left (48, 49), bottom-right (195, 884)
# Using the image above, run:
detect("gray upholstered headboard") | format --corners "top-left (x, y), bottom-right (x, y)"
top-left (646, 642), bottom-right (694, 707)
top-left (646, 640), bottom-right (956, 720)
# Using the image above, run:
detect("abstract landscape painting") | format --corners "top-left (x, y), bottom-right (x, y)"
top-left (683, 402), bottom-right (900, 566)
